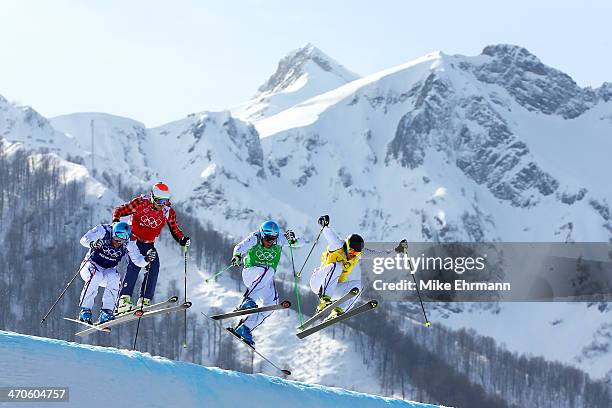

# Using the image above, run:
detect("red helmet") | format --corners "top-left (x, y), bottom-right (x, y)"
top-left (151, 182), bottom-right (172, 204)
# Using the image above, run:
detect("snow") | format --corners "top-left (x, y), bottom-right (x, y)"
top-left (438, 302), bottom-right (612, 379)
top-left (0, 330), bottom-right (442, 408)
top-left (233, 43), bottom-right (360, 122)
top-left (2, 41), bottom-right (612, 395)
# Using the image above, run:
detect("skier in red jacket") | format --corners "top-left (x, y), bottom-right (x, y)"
top-left (113, 182), bottom-right (190, 313)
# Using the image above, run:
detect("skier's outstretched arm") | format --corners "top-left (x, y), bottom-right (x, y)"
top-left (233, 232), bottom-right (258, 257)
top-left (112, 196), bottom-right (140, 222)
top-left (79, 224), bottom-right (106, 248)
top-left (361, 239), bottom-right (408, 259)
top-left (322, 226), bottom-right (344, 252)
top-left (126, 240), bottom-right (149, 268)
top-left (165, 207), bottom-right (188, 245)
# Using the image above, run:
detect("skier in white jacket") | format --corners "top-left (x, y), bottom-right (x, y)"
top-left (229, 220), bottom-right (301, 346)
top-left (78, 222), bottom-right (154, 325)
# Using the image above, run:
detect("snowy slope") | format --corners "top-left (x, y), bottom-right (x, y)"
top-left (438, 302), bottom-right (612, 380)
top-left (0, 331), bottom-right (443, 408)
top-left (4, 100), bottom-right (403, 399)
top-left (233, 43), bottom-right (360, 121)
top-left (51, 112), bottom-right (151, 186)
top-left (3, 41), bottom-right (612, 393)
top-left (256, 46), bottom-right (612, 242)
top-left (252, 45), bottom-right (612, 378)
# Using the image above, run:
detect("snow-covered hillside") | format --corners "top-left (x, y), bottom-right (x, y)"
top-left (3, 95), bottom-right (421, 401)
top-left (0, 330), bottom-right (442, 408)
top-left (2, 42), bottom-right (612, 401)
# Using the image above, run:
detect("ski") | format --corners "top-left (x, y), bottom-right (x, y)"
top-left (75, 302), bottom-right (191, 337)
top-left (225, 328), bottom-right (291, 376)
top-left (200, 311), bottom-right (291, 376)
top-left (64, 317), bottom-right (111, 332)
top-left (298, 287), bottom-right (360, 330)
top-left (210, 300), bottom-right (291, 320)
top-left (115, 295), bottom-right (179, 318)
top-left (296, 300), bottom-right (378, 339)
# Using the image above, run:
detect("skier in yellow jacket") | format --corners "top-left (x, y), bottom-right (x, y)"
top-left (309, 214), bottom-right (407, 321)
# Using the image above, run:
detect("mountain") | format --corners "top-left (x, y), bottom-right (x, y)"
top-left (256, 45), bottom-right (612, 241)
top-left (1, 330), bottom-right (441, 408)
top-left (2, 42), bottom-right (612, 406)
top-left (233, 43), bottom-right (360, 121)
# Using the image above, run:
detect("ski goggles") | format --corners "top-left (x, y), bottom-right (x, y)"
top-left (152, 196), bottom-right (170, 206)
top-left (112, 235), bottom-right (128, 243)
top-left (262, 234), bottom-right (278, 243)
top-left (348, 248), bottom-right (361, 256)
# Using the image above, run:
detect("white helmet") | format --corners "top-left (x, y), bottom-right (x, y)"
top-left (151, 182), bottom-right (172, 204)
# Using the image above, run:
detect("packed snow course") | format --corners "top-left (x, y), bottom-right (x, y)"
top-left (0, 331), bottom-right (443, 408)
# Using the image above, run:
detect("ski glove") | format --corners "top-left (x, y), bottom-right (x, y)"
top-left (90, 239), bottom-right (103, 250)
top-left (231, 254), bottom-right (242, 267)
top-left (145, 249), bottom-right (157, 263)
top-left (318, 215), bottom-right (330, 228)
top-left (284, 230), bottom-right (297, 245)
top-left (395, 239), bottom-right (408, 254)
top-left (179, 236), bottom-right (191, 247)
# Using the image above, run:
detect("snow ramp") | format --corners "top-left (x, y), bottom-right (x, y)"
top-left (0, 331), bottom-right (444, 408)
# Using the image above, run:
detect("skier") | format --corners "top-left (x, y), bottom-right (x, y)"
top-left (230, 220), bottom-right (299, 346)
top-left (78, 222), bottom-right (156, 324)
top-left (310, 215), bottom-right (407, 321)
top-left (113, 182), bottom-right (190, 314)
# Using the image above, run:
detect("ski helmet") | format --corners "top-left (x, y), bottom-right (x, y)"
top-left (260, 220), bottom-right (280, 239)
top-left (112, 222), bottom-right (131, 241)
top-left (345, 234), bottom-right (364, 253)
top-left (151, 182), bottom-right (172, 205)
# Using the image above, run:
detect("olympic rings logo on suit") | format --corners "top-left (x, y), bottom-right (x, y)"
top-left (101, 246), bottom-right (123, 258)
top-left (255, 249), bottom-right (276, 261)
top-left (140, 215), bottom-right (163, 228)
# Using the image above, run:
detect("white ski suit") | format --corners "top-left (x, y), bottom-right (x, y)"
top-left (79, 224), bottom-right (148, 311)
top-left (309, 227), bottom-right (395, 312)
top-left (233, 231), bottom-right (301, 330)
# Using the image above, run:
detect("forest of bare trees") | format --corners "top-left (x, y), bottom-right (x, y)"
top-left (0, 144), bottom-right (252, 374)
top-left (1, 143), bottom-right (610, 408)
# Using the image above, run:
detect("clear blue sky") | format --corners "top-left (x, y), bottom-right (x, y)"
top-left (1, 0), bottom-right (610, 127)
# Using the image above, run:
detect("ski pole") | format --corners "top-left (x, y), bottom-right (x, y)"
top-left (40, 254), bottom-right (91, 324)
top-left (408, 258), bottom-right (431, 327)
top-left (296, 226), bottom-right (324, 278)
top-left (204, 264), bottom-right (233, 283)
top-left (288, 242), bottom-right (304, 328)
top-left (183, 245), bottom-right (188, 349)
top-left (133, 262), bottom-right (151, 350)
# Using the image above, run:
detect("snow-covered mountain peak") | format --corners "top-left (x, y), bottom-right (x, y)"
top-left (257, 43), bottom-right (359, 95)
top-left (233, 44), bottom-right (360, 121)
top-left (0, 94), bottom-right (79, 157)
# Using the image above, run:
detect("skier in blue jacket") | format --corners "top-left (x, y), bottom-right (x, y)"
top-left (78, 222), bottom-right (155, 324)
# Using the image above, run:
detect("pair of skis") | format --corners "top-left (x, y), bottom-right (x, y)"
top-left (65, 296), bottom-right (191, 337)
top-left (296, 287), bottom-right (378, 339)
top-left (205, 289), bottom-right (377, 375)
top-left (202, 301), bottom-right (293, 376)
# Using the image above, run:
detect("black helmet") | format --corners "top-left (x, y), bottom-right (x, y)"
top-left (345, 234), bottom-right (364, 253)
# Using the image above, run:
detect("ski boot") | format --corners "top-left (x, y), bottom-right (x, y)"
top-left (79, 307), bottom-right (93, 324)
top-left (236, 297), bottom-right (257, 311)
top-left (116, 295), bottom-right (133, 314)
top-left (98, 309), bottom-right (114, 324)
top-left (316, 295), bottom-right (332, 313)
top-left (136, 297), bottom-right (151, 308)
top-left (233, 323), bottom-right (255, 346)
top-left (324, 306), bottom-right (344, 323)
